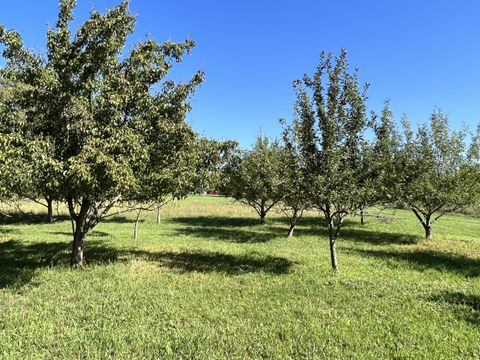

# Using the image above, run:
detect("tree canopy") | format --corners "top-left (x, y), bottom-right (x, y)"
top-left (283, 50), bottom-right (371, 271)
top-left (0, 0), bottom-right (203, 267)
top-left (1, 3), bottom-right (480, 274)
top-left (221, 135), bottom-right (285, 223)
top-left (395, 110), bottom-right (480, 239)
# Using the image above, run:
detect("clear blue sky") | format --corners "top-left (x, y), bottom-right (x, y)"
top-left (1, 0), bottom-right (480, 147)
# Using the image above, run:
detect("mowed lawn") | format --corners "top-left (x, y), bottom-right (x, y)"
top-left (0, 196), bottom-right (479, 359)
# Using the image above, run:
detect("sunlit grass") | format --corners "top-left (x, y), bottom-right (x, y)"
top-left (0, 196), bottom-right (479, 359)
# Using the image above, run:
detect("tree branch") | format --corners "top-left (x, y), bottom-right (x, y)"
top-left (29, 198), bottom-right (48, 208)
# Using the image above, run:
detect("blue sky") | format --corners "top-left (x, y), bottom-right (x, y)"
top-left (1, 0), bottom-right (480, 147)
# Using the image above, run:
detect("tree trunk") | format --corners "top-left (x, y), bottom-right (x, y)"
top-left (410, 207), bottom-right (433, 241)
top-left (134, 209), bottom-right (142, 241)
top-left (68, 198), bottom-right (91, 268)
top-left (360, 207), bottom-right (365, 225)
top-left (326, 215), bottom-right (339, 272)
top-left (424, 222), bottom-right (432, 240)
top-left (46, 197), bottom-right (53, 223)
top-left (156, 205), bottom-right (161, 225)
top-left (259, 206), bottom-right (266, 224)
top-left (421, 213), bottom-right (432, 240)
top-left (329, 236), bottom-right (339, 272)
top-left (287, 209), bottom-right (299, 238)
top-left (71, 229), bottom-right (86, 268)
top-left (287, 223), bottom-right (295, 238)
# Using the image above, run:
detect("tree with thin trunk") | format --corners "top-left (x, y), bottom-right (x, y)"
top-left (357, 101), bottom-right (400, 225)
top-left (192, 137), bottom-right (238, 194)
top-left (29, 154), bottom-right (63, 223)
top-left (130, 137), bottom-right (236, 238)
top-left (0, 81), bottom-right (61, 222)
top-left (283, 50), bottom-right (371, 272)
top-left (0, 0), bottom-right (203, 267)
top-left (279, 120), bottom-right (311, 237)
top-left (396, 110), bottom-right (480, 240)
top-left (220, 135), bottom-right (285, 223)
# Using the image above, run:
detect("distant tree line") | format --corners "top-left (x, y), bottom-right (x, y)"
top-left (1, 1), bottom-right (479, 272)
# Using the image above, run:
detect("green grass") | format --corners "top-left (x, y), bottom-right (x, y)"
top-left (0, 196), bottom-right (479, 359)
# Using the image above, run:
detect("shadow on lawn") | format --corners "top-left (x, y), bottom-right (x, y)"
top-left (428, 291), bottom-right (480, 326)
top-left (170, 215), bottom-right (338, 242)
top-left (171, 215), bottom-right (419, 245)
top-left (50, 230), bottom-right (110, 238)
top-left (102, 216), bottom-right (145, 224)
top-left (133, 250), bottom-right (292, 275)
top-left (172, 216), bottom-right (263, 228)
top-left (171, 216), bottom-right (288, 243)
top-left (0, 212), bottom-right (70, 225)
top-left (341, 228), bottom-right (420, 245)
top-left (0, 239), bottom-right (293, 289)
top-left (345, 247), bottom-right (480, 278)
top-left (0, 240), bottom-right (120, 289)
top-left (274, 216), bottom-right (420, 245)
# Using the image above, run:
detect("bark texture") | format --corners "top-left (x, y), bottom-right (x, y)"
top-left (424, 222), bottom-right (432, 240)
top-left (259, 210), bottom-right (266, 223)
top-left (46, 197), bottom-right (53, 223)
top-left (325, 212), bottom-right (342, 273)
top-left (68, 198), bottom-right (91, 268)
top-left (71, 228), bottom-right (86, 268)
top-left (156, 205), bottom-right (161, 225)
top-left (286, 208), bottom-right (302, 238)
top-left (134, 209), bottom-right (142, 241)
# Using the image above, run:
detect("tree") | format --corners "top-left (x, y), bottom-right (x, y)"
top-left (0, 133), bottom-right (26, 203)
top-left (280, 119), bottom-right (311, 237)
top-left (396, 109), bottom-right (479, 239)
top-left (0, 79), bottom-right (61, 222)
top-left (0, 0), bottom-right (203, 267)
top-left (357, 101), bottom-right (399, 225)
top-left (0, 80), bottom-right (34, 205)
top-left (129, 137), bottom-right (236, 239)
top-left (284, 50), bottom-right (370, 272)
top-left (192, 137), bottom-right (238, 194)
top-left (25, 148), bottom-right (63, 222)
top-left (468, 125), bottom-right (480, 208)
top-left (221, 135), bottom-right (285, 223)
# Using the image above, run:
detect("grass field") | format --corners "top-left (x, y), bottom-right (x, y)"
top-left (0, 196), bottom-right (479, 359)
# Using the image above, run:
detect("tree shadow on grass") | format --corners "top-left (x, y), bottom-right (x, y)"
top-left (50, 230), bottom-right (110, 238)
top-left (428, 291), bottom-right (480, 326)
top-left (102, 216), bottom-right (145, 224)
top-left (172, 216), bottom-right (264, 228)
top-left (171, 215), bottom-right (419, 245)
top-left (174, 226), bottom-right (280, 243)
top-left (274, 215), bottom-right (419, 245)
top-left (170, 215), bottom-right (347, 242)
top-left (0, 228), bottom-right (14, 235)
top-left (0, 212), bottom-right (70, 225)
top-left (0, 239), bottom-right (293, 289)
top-left (268, 215), bottom-right (322, 227)
top-left (171, 216), bottom-right (286, 243)
top-left (341, 228), bottom-right (420, 245)
top-left (274, 217), bottom-right (412, 242)
top-left (345, 247), bottom-right (480, 278)
top-left (0, 240), bottom-right (121, 289)
top-left (132, 250), bottom-right (293, 275)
